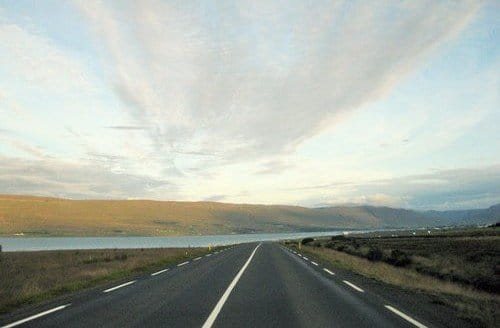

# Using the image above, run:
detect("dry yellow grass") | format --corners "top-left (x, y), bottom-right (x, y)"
top-left (0, 247), bottom-right (211, 314)
top-left (315, 232), bottom-right (500, 293)
top-left (300, 246), bottom-right (500, 327)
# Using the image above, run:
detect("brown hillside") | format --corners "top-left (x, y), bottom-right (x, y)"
top-left (0, 194), bottom-right (438, 236)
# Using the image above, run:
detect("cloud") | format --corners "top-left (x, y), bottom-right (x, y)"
top-left (0, 22), bottom-right (94, 93)
top-left (106, 126), bottom-right (147, 130)
top-left (307, 165), bottom-right (500, 210)
top-left (171, 150), bottom-right (219, 157)
top-left (0, 156), bottom-right (177, 199)
top-left (0, 132), bottom-right (50, 159)
top-left (286, 181), bottom-right (354, 191)
top-left (203, 194), bottom-right (227, 202)
top-left (372, 165), bottom-right (500, 210)
top-left (86, 152), bottom-right (126, 163)
top-left (255, 160), bottom-right (294, 175)
top-left (314, 193), bottom-right (406, 209)
top-left (0, 127), bottom-right (12, 135)
top-left (1, 1), bottom-right (493, 210)
top-left (74, 0), bottom-right (482, 162)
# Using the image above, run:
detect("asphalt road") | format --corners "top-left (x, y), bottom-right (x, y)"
top-left (0, 243), bottom-right (470, 328)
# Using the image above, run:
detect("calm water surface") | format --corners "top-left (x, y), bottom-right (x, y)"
top-left (0, 231), bottom-right (356, 251)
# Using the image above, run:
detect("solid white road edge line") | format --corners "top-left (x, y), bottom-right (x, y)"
top-left (202, 243), bottom-right (262, 328)
top-left (177, 261), bottom-right (189, 267)
top-left (385, 305), bottom-right (428, 328)
top-left (103, 280), bottom-right (136, 293)
top-left (151, 269), bottom-right (169, 276)
top-left (311, 261), bottom-right (318, 266)
top-left (343, 280), bottom-right (364, 292)
top-left (323, 268), bottom-right (335, 275)
top-left (194, 257), bottom-right (202, 261)
top-left (1, 304), bottom-right (71, 328)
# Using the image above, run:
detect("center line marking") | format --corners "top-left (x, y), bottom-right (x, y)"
top-left (311, 261), bottom-right (318, 266)
top-left (177, 261), bottom-right (189, 267)
top-left (194, 257), bottom-right (202, 261)
top-left (1, 304), bottom-right (71, 328)
top-left (202, 243), bottom-right (262, 328)
top-left (206, 254), bottom-right (212, 257)
top-left (323, 268), bottom-right (335, 275)
top-left (343, 280), bottom-right (364, 292)
top-left (151, 268), bottom-right (169, 276)
top-left (385, 305), bottom-right (428, 328)
top-left (103, 280), bottom-right (136, 293)
top-left (303, 256), bottom-right (309, 260)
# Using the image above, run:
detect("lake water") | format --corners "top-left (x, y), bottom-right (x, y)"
top-left (0, 230), bottom-right (354, 252)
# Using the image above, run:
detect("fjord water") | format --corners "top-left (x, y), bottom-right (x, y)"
top-left (0, 231), bottom-right (350, 251)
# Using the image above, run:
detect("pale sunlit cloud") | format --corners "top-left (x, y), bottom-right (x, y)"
top-left (0, 0), bottom-right (498, 210)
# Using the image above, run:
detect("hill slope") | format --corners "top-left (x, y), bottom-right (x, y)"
top-left (0, 194), bottom-right (498, 236)
top-left (422, 204), bottom-right (500, 226)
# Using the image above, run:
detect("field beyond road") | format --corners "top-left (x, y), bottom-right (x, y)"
top-left (0, 247), bottom-right (212, 314)
top-left (289, 227), bottom-right (500, 327)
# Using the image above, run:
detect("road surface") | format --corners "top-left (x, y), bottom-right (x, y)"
top-left (0, 243), bottom-right (470, 328)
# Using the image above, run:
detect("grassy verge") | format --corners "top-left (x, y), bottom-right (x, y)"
top-left (286, 236), bottom-right (499, 327)
top-left (0, 247), bottom-right (217, 314)
top-left (313, 227), bottom-right (500, 293)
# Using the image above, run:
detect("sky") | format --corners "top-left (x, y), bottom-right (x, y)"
top-left (0, 0), bottom-right (499, 210)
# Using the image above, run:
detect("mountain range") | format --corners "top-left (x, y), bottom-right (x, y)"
top-left (0, 194), bottom-right (498, 236)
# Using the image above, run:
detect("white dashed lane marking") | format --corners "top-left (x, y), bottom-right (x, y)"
top-left (385, 305), bottom-right (428, 328)
top-left (103, 280), bottom-right (136, 293)
top-left (151, 269), bottom-right (169, 276)
top-left (343, 280), bottom-right (364, 292)
top-left (1, 304), bottom-right (71, 328)
top-left (323, 268), bottom-right (335, 275)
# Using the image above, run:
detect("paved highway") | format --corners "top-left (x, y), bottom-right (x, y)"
top-left (0, 243), bottom-right (470, 328)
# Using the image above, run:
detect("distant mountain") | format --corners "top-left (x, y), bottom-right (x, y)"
top-left (0, 194), bottom-right (498, 236)
top-left (421, 204), bottom-right (500, 226)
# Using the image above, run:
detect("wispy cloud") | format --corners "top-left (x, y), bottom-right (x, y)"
top-left (0, 156), bottom-right (177, 199)
top-left (0, 0), bottom-right (497, 210)
top-left (255, 160), bottom-right (294, 175)
top-left (0, 22), bottom-right (94, 93)
top-left (305, 165), bottom-right (500, 210)
top-left (203, 194), bottom-right (227, 202)
top-left (74, 0), bottom-right (482, 161)
top-left (105, 126), bottom-right (147, 130)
